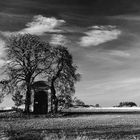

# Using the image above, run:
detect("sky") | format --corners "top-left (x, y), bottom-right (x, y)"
top-left (1, 0), bottom-right (140, 107)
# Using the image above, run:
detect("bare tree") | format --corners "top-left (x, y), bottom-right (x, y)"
top-left (1, 34), bottom-right (52, 114)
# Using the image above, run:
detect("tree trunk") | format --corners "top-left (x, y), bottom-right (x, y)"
top-left (25, 85), bottom-right (31, 114)
top-left (51, 94), bottom-right (53, 113)
top-left (50, 81), bottom-right (58, 114)
top-left (54, 96), bottom-right (58, 113)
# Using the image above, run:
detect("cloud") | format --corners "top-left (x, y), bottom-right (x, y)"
top-left (88, 78), bottom-right (140, 92)
top-left (108, 50), bottom-right (130, 57)
top-left (111, 15), bottom-right (140, 21)
top-left (79, 25), bottom-right (121, 47)
top-left (50, 34), bottom-right (68, 46)
top-left (0, 39), bottom-right (7, 66)
top-left (0, 15), bottom-right (67, 66)
top-left (0, 39), bottom-right (5, 56)
top-left (0, 59), bottom-right (6, 66)
top-left (21, 15), bottom-right (65, 35)
top-left (0, 15), bottom-right (66, 61)
top-left (1, 15), bottom-right (66, 36)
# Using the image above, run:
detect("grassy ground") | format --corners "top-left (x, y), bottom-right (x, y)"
top-left (1, 114), bottom-right (140, 139)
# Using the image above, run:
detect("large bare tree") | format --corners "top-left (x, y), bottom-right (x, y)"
top-left (1, 34), bottom-right (52, 113)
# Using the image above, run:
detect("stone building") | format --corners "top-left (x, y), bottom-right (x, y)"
top-left (32, 81), bottom-right (50, 114)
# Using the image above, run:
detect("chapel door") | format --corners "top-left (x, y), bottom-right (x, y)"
top-left (34, 91), bottom-right (48, 114)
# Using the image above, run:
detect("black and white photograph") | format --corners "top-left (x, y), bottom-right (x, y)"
top-left (1, 0), bottom-right (140, 139)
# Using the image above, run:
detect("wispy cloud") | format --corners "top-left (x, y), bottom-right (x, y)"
top-left (111, 15), bottom-right (140, 21)
top-left (88, 78), bottom-right (140, 92)
top-left (21, 15), bottom-right (65, 35)
top-left (0, 39), bottom-right (5, 57)
top-left (50, 34), bottom-right (68, 46)
top-left (0, 14), bottom-right (66, 51)
top-left (108, 50), bottom-right (130, 57)
top-left (0, 39), bottom-right (7, 66)
top-left (79, 25), bottom-right (121, 47)
top-left (1, 15), bottom-right (66, 36)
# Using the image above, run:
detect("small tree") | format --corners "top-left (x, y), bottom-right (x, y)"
top-left (95, 104), bottom-right (100, 107)
top-left (12, 91), bottom-right (24, 108)
top-left (58, 94), bottom-right (73, 109)
top-left (73, 97), bottom-right (85, 106)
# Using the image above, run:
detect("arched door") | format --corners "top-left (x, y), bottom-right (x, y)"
top-left (34, 90), bottom-right (48, 114)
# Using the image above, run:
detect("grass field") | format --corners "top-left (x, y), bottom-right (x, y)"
top-left (62, 107), bottom-right (140, 113)
top-left (1, 113), bottom-right (140, 139)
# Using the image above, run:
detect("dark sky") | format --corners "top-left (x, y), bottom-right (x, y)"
top-left (0, 0), bottom-right (140, 16)
top-left (1, 0), bottom-right (140, 107)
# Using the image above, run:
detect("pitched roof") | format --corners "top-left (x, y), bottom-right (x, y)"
top-left (32, 81), bottom-right (50, 90)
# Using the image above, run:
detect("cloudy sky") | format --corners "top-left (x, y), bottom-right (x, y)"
top-left (1, 0), bottom-right (140, 107)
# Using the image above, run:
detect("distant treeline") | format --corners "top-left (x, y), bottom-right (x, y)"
top-left (114, 102), bottom-right (137, 107)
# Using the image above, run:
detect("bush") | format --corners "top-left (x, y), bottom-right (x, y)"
top-left (0, 110), bottom-right (24, 119)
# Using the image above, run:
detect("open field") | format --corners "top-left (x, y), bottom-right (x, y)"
top-left (1, 113), bottom-right (140, 139)
top-left (62, 107), bottom-right (140, 114)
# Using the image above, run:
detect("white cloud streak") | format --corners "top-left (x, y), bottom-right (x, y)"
top-left (21, 15), bottom-right (65, 35)
top-left (88, 78), bottom-right (140, 91)
top-left (0, 39), bottom-right (7, 66)
top-left (108, 50), bottom-right (130, 57)
top-left (0, 39), bottom-right (5, 56)
top-left (79, 25), bottom-right (121, 47)
top-left (1, 15), bottom-right (66, 36)
top-left (50, 34), bottom-right (68, 46)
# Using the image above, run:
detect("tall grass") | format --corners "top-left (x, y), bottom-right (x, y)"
top-left (4, 128), bottom-right (140, 140)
